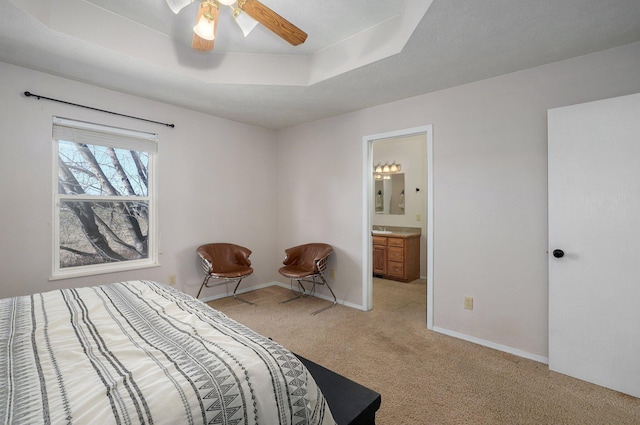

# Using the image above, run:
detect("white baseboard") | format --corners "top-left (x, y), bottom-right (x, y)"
top-left (269, 281), bottom-right (367, 311)
top-left (432, 326), bottom-right (549, 365)
top-left (201, 281), bottom-right (366, 311)
top-left (198, 281), bottom-right (279, 303)
top-left (201, 282), bottom-right (545, 364)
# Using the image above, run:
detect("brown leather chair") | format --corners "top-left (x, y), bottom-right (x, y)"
top-left (196, 243), bottom-right (254, 304)
top-left (279, 243), bottom-right (336, 314)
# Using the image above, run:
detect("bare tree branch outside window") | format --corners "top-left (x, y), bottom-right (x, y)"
top-left (57, 140), bottom-right (150, 268)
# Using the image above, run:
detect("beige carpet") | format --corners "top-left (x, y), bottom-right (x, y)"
top-left (207, 278), bottom-right (640, 424)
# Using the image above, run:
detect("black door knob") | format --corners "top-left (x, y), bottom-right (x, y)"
top-left (552, 249), bottom-right (565, 258)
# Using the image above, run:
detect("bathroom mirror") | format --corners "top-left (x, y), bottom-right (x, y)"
top-left (374, 173), bottom-right (405, 215)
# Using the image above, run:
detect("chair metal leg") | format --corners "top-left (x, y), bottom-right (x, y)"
top-left (232, 278), bottom-right (256, 305)
top-left (279, 274), bottom-right (337, 314)
top-left (196, 275), bottom-right (212, 299)
top-left (197, 275), bottom-right (255, 305)
top-left (310, 272), bottom-right (337, 315)
top-left (280, 279), bottom-right (307, 304)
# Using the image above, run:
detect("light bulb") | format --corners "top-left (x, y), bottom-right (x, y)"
top-left (218, 0), bottom-right (235, 5)
top-left (194, 15), bottom-right (215, 40)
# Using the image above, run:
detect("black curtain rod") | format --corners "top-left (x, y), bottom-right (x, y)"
top-left (23, 91), bottom-right (175, 128)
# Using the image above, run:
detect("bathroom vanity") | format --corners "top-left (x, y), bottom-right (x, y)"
top-left (372, 229), bottom-right (420, 282)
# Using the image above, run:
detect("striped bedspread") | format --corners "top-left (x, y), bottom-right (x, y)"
top-left (0, 280), bottom-right (335, 425)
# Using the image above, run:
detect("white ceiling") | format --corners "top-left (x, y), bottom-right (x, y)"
top-left (1, 0), bottom-right (640, 129)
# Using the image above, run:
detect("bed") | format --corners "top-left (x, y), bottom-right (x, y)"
top-left (0, 280), bottom-right (337, 425)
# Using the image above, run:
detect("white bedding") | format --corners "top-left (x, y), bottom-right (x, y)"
top-left (0, 280), bottom-right (335, 425)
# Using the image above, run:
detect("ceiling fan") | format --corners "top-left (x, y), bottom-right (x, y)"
top-left (166, 0), bottom-right (308, 52)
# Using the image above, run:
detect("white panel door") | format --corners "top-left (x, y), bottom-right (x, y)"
top-left (548, 92), bottom-right (640, 398)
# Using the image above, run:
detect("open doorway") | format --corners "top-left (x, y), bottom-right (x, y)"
top-left (362, 125), bottom-right (434, 328)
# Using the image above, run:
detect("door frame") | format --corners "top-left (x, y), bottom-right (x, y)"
top-left (362, 125), bottom-right (434, 329)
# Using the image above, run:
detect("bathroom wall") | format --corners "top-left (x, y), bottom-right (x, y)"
top-left (372, 134), bottom-right (428, 277)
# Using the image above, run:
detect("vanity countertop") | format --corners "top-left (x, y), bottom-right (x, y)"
top-left (371, 228), bottom-right (421, 238)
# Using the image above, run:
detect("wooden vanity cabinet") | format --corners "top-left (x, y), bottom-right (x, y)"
top-left (372, 236), bottom-right (388, 276)
top-left (372, 233), bottom-right (420, 282)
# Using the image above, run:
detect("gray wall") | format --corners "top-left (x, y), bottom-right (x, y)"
top-left (0, 61), bottom-right (279, 299)
top-left (1, 41), bottom-right (640, 361)
top-left (276, 42), bottom-right (640, 359)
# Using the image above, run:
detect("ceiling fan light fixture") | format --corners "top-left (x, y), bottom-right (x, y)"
top-left (166, 0), bottom-right (194, 14)
top-left (193, 0), bottom-right (218, 41)
top-left (172, 0), bottom-right (307, 52)
top-left (194, 15), bottom-right (215, 40)
top-left (233, 8), bottom-right (259, 37)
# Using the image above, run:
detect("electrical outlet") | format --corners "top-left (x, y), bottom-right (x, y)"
top-left (169, 274), bottom-right (176, 285)
top-left (416, 214), bottom-right (421, 221)
top-left (330, 269), bottom-right (336, 280)
top-left (464, 296), bottom-right (473, 310)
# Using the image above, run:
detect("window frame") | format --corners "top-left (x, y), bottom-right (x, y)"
top-left (51, 116), bottom-right (159, 279)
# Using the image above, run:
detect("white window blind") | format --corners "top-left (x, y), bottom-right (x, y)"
top-left (53, 116), bottom-right (157, 153)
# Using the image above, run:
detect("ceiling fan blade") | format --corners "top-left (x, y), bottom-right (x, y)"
top-left (166, 0), bottom-right (193, 14)
top-left (239, 0), bottom-right (307, 46)
top-left (191, 2), bottom-right (218, 52)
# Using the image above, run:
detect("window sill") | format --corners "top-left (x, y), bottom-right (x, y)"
top-left (49, 261), bottom-right (161, 281)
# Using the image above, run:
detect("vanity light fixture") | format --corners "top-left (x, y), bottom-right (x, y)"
top-left (373, 161), bottom-right (401, 175)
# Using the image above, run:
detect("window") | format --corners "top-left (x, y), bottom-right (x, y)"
top-left (52, 117), bottom-right (158, 278)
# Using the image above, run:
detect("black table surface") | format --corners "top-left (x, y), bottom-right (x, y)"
top-left (297, 354), bottom-right (382, 425)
